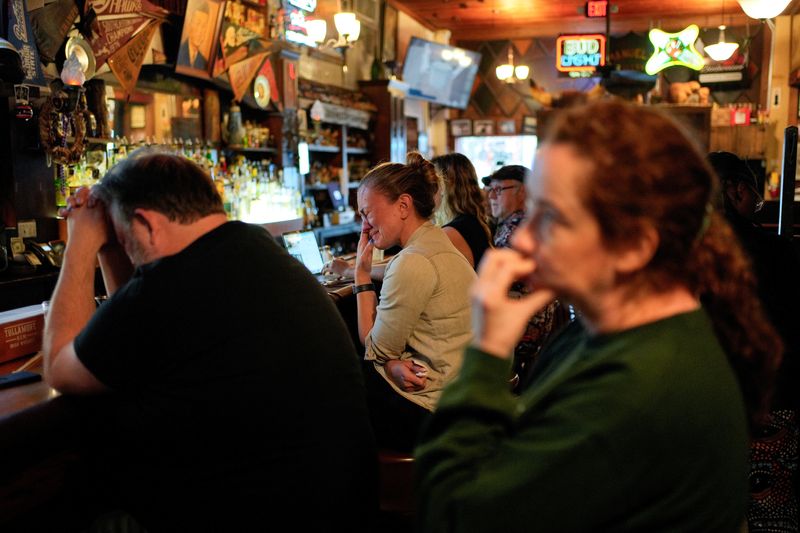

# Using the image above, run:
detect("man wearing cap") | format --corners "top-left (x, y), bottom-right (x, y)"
top-left (482, 165), bottom-right (563, 392)
top-left (708, 151), bottom-right (800, 530)
top-left (482, 165), bottom-right (529, 248)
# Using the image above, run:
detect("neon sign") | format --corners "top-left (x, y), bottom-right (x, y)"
top-left (645, 24), bottom-right (704, 75)
top-left (556, 34), bottom-right (606, 73)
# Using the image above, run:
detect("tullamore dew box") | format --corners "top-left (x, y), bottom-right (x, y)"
top-left (0, 305), bottom-right (44, 364)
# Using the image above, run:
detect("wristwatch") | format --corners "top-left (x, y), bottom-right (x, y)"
top-left (352, 283), bottom-right (376, 295)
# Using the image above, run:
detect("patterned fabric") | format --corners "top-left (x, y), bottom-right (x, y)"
top-left (748, 409), bottom-right (799, 532)
top-left (492, 209), bottom-right (561, 390)
top-left (493, 210), bottom-right (526, 248)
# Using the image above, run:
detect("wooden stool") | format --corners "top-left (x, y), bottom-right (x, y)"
top-left (378, 449), bottom-right (415, 515)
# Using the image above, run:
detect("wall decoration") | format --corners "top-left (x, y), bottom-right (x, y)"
top-left (451, 118), bottom-right (472, 137)
top-left (522, 116), bottom-right (537, 134)
top-left (382, 4), bottom-right (398, 64)
top-left (176, 0), bottom-right (225, 79)
top-left (131, 104), bottom-right (147, 128)
top-left (474, 119), bottom-right (494, 135)
top-left (498, 119), bottom-right (516, 134)
top-left (645, 24), bottom-right (704, 75)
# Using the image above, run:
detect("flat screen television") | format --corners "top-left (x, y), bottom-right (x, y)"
top-left (401, 37), bottom-right (481, 109)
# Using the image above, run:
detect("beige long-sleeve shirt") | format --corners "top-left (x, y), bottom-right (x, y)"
top-left (365, 222), bottom-right (476, 411)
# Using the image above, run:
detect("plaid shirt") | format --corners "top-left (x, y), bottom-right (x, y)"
top-left (493, 210), bottom-right (526, 248)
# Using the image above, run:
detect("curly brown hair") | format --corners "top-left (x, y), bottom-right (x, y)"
top-left (431, 153), bottom-right (492, 244)
top-left (543, 99), bottom-right (782, 427)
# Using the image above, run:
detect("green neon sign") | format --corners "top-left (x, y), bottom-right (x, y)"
top-left (645, 24), bottom-right (704, 75)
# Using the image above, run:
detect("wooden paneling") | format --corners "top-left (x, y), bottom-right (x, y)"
top-left (390, 0), bottom-right (800, 40)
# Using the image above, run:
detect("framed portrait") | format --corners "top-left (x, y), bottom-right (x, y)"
top-left (522, 115), bottom-right (538, 134)
top-left (450, 118), bottom-right (472, 137)
top-left (474, 119), bottom-right (494, 136)
top-left (176, 0), bottom-right (226, 79)
top-left (498, 119), bottom-right (516, 134)
top-left (382, 4), bottom-right (398, 64)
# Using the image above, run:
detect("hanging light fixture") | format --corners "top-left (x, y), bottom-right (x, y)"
top-left (306, 1), bottom-right (361, 51)
top-left (705, 0), bottom-right (739, 61)
top-left (496, 47), bottom-right (530, 83)
top-left (737, 0), bottom-right (791, 20)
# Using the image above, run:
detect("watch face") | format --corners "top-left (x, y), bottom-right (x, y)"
top-left (253, 75), bottom-right (270, 109)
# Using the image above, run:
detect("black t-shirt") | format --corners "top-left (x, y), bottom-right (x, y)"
top-left (75, 221), bottom-right (377, 531)
top-left (443, 213), bottom-right (492, 268)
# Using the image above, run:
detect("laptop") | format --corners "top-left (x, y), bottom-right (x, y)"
top-left (282, 230), bottom-right (325, 278)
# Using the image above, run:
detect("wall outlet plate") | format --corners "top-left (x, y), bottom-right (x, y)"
top-left (17, 220), bottom-right (37, 239)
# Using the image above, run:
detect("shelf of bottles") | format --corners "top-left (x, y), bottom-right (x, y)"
top-left (55, 137), bottom-right (302, 226)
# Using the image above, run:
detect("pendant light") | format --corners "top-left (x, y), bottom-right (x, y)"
top-left (705, 0), bottom-right (739, 61)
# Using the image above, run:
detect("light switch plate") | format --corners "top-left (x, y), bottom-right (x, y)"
top-left (17, 220), bottom-right (37, 239)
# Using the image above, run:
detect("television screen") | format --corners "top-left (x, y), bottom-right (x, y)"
top-left (401, 37), bottom-right (481, 110)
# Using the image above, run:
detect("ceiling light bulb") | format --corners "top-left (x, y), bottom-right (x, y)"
top-left (514, 65), bottom-right (530, 80)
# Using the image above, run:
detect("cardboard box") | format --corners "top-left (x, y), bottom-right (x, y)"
top-left (0, 305), bottom-right (44, 364)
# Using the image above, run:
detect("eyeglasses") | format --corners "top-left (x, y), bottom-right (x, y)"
top-left (486, 185), bottom-right (518, 196)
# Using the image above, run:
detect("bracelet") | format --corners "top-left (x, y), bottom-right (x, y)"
top-left (352, 283), bottom-right (376, 295)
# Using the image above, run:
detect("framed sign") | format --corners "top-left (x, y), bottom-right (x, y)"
top-left (176, 0), bottom-right (225, 79)
top-left (522, 116), bottom-right (538, 134)
top-left (498, 119), bottom-right (516, 134)
top-left (450, 118), bottom-right (472, 137)
top-left (474, 119), bottom-right (494, 135)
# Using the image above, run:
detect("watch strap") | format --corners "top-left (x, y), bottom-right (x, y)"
top-left (353, 283), bottom-right (376, 295)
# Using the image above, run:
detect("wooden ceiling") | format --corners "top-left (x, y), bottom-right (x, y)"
top-left (388, 0), bottom-right (800, 41)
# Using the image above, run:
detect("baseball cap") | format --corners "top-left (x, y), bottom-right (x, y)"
top-left (481, 165), bottom-right (532, 186)
top-left (707, 151), bottom-right (758, 192)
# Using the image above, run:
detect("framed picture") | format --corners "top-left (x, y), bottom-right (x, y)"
top-left (522, 115), bottom-right (538, 134)
top-left (130, 104), bottom-right (146, 129)
top-left (498, 119), bottom-right (516, 134)
top-left (176, 0), bottom-right (225, 79)
top-left (474, 119), bottom-right (494, 136)
top-left (450, 118), bottom-right (472, 137)
top-left (382, 4), bottom-right (398, 64)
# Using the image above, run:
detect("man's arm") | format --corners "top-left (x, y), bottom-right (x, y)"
top-left (98, 245), bottom-right (134, 295)
top-left (42, 189), bottom-right (110, 394)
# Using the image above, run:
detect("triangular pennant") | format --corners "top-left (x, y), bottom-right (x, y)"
top-left (228, 52), bottom-right (267, 102)
top-left (90, 0), bottom-right (168, 18)
top-left (29, 0), bottom-right (80, 63)
top-left (257, 58), bottom-right (279, 103)
top-left (7, 0), bottom-right (46, 85)
top-left (107, 21), bottom-right (159, 96)
top-left (91, 16), bottom-right (149, 69)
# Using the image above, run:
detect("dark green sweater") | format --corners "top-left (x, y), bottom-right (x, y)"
top-left (415, 309), bottom-right (749, 532)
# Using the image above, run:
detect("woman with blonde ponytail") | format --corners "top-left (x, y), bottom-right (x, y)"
top-left (416, 100), bottom-right (781, 532)
top-left (354, 152), bottom-right (476, 452)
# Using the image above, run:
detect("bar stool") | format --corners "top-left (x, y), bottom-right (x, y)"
top-left (378, 449), bottom-right (415, 531)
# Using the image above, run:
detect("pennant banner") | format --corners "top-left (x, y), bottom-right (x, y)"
top-left (7, 0), bottom-right (46, 85)
top-left (228, 52), bottom-right (267, 102)
top-left (29, 0), bottom-right (80, 64)
top-left (90, 0), bottom-right (168, 19)
top-left (257, 58), bottom-right (279, 103)
top-left (107, 21), bottom-right (159, 96)
top-left (91, 16), bottom-right (149, 69)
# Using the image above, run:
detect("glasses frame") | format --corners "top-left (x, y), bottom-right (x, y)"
top-left (486, 184), bottom-right (519, 196)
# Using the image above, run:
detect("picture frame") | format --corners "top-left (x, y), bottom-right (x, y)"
top-left (130, 104), bottom-right (146, 129)
top-left (474, 119), bottom-right (494, 136)
top-left (176, 0), bottom-right (226, 80)
top-left (450, 118), bottom-right (472, 137)
top-left (382, 4), bottom-right (398, 64)
top-left (498, 119), bottom-right (516, 134)
top-left (522, 115), bottom-right (538, 134)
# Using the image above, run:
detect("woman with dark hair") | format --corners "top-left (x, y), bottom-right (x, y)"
top-left (415, 100), bottom-right (781, 531)
top-left (355, 152), bottom-right (475, 452)
top-left (431, 153), bottom-right (492, 269)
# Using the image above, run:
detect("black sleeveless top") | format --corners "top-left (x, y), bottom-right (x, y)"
top-left (443, 214), bottom-right (491, 269)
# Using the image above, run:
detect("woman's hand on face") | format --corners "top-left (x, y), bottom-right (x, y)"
top-left (354, 222), bottom-right (374, 284)
top-left (385, 360), bottom-right (427, 392)
top-left (471, 248), bottom-right (556, 359)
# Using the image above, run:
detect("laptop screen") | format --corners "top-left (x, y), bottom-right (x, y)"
top-left (282, 230), bottom-right (324, 275)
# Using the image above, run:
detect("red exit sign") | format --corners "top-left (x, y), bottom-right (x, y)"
top-left (586, 0), bottom-right (607, 17)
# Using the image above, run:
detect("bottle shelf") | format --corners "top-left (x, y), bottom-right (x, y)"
top-left (227, 145), bottom-right (276, 153)
top-left (308, 144), bottom-right (340, 153)
top-left (346, 147), bottom-right (369, 155)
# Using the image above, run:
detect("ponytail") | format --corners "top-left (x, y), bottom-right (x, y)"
top-left (689, 212), bottom-right (782, 427)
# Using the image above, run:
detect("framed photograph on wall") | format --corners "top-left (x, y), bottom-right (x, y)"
top-left (451, 118), bottom-right (472, 137)
top-left (130, 104), bottom-right (146, 129)
top-left (474, 119), bottom-right (494, 135)
top-left (176, 0), bottom-right (225, 79)
top-left (498, 119), bottom-right (516, 134)
top-left (522, 115), bottom-right (538, 134)
top-left (382, 4), bottom-right (398, 64)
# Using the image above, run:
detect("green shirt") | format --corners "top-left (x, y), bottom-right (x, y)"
top-left (415, 309), bottom-right (749, 532)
